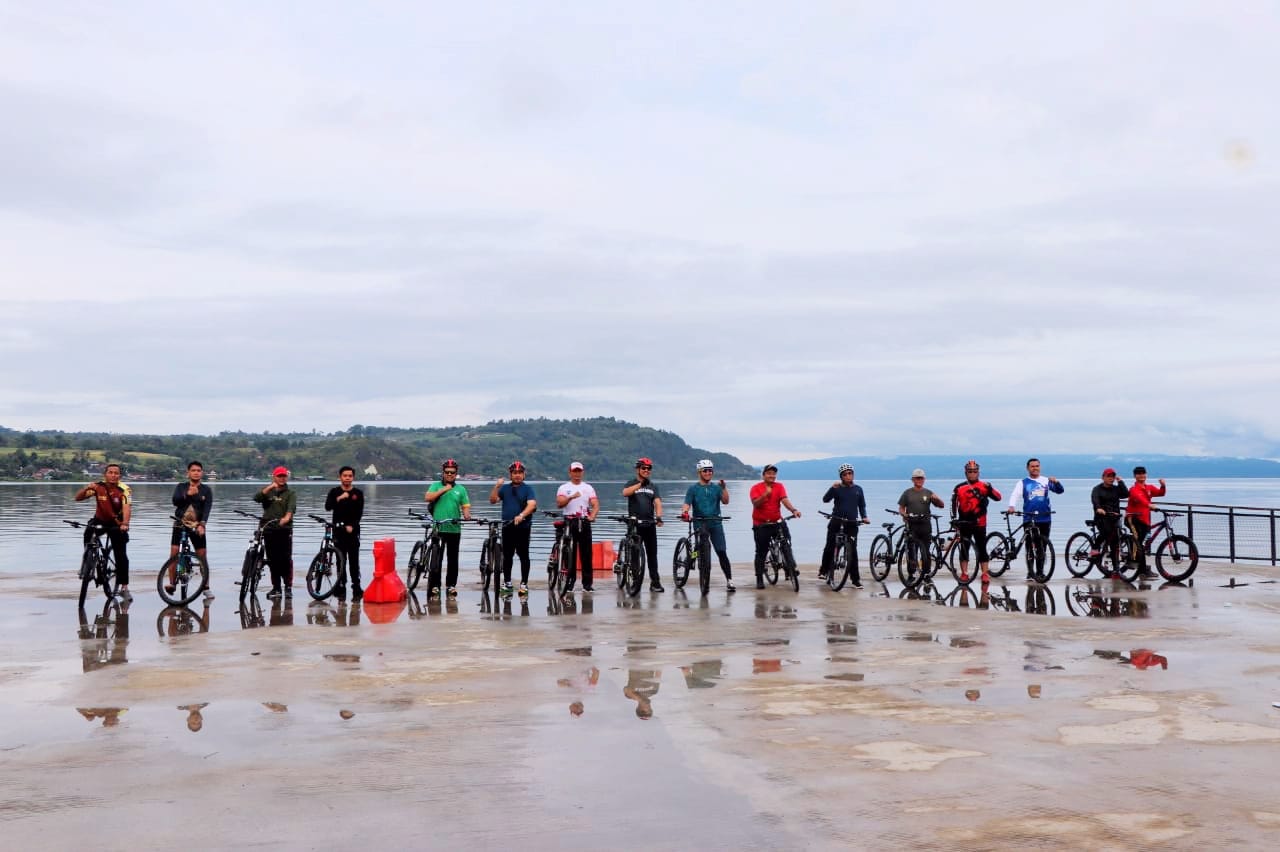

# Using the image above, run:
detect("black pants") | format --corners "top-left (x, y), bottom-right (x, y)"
top-left (638, 523), bottom-right (660, 583)
top-left (264, 526), bottom-right (293, 591)
top-left (566, 518), bottom-right (593, 589)
top-left (502, 522), bottom-right (531, 584)
top-left (1127, 517), bottom-right (1150, 569)
top-left (86, 524), bottom-right (130, 585)
top-left (1096, 516), bottom-right (1122, 568)
top-left (821, 519), bottom-right (860, 580)
top-left (753, 525), bottom-right (773, 577)
top-left (438, 531), bottom-right (461, 588)
top-left (906, 521), bottom-right (932, 575)
top-left (334, 527), bottom-right (362, 592)
top-left (1029, 522), bottom-right (1052, 575)
top-left (955, 522), bottom-right (988, 564)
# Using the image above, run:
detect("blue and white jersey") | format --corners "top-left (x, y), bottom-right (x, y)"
top-left (1007, 476), bottom-right (1063, 520)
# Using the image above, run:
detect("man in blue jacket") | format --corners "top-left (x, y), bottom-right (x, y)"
top-left (1006, 458), bottom-right (1064, 580)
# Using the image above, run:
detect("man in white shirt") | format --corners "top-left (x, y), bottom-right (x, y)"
top-left (556, 462), bottom-right (600, 593)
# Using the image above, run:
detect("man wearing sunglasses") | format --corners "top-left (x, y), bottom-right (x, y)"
top-left (426, 459), bottom-right (472, 598)
top-left (622, 457), bottom-right (665, 592)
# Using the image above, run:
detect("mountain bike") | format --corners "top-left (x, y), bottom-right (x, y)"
top-left (304, 514), bottom-right (346, 601)
top-left (65, 519), bottom-right (118, 608)
top-left (1065, 514), bottom-right (1133, 580)
top-left (467, 518), bottom-right (506, 594)
top-left (158, 515), bottom-right (210, 606)
top-left (987, 510), bottom-right (1056, 583)
top-left (868, 510), bottom-right (906, 582)
top-left (1137, 509), bottom-right (1199, 582)
top-left (607, 514), bottom-right (648, 597)
top-left (404, 510), bottom-right (446, 594)
top-left (818, 512), bottom-right (869, 591)
top-left (233, 509), bottom-right (275, 606)
top-left (898, 513), bottom-right (939, 589)
top-left (757, 515), bottom-right (799, 592)
top-left (542, 511), bottom-right (577, 598)
top-left (672, 516), bottom-right (732, 596)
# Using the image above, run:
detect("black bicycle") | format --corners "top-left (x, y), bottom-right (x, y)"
top-left (543, 511), bottom-right (577, 598)
top-left (672, 516), bottom-right (732, 596)
top-left (758, 515), bottom-right (799, 592)
top-left (304, 514), bottom-right (346, 601)
top-left (607, 514), bottom-right (648, 597)
top-left (867, 510), bottom-right (906, 582)
top-left (158, 515), bottom-right (210, 606)
top-left (65, 519), bottom-right (117, 608)
top-left (467, 517), bottom-right (507, 595)
top-left (818, 512), bottom-right (869, 591)
top-left (897, 512), bottom-right (938, 589)
top-left (404, 510), bottom-right (443, 594)
top-left (1136, 509), bottom-right (1199, 583)
top-left (233, 509), bottom-right (275, 606)
top-left (1065, 513), bottom-right (1131, 580)
top-left (987, 510), bottom-right (1056, 583)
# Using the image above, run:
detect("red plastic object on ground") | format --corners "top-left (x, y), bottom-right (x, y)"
top-left (363, 538), bottom-right (406, 603)
top-left (588, 541), bottom-right (616, 579)
top-left (1129, 649), bottom-right (1169, 670)
top-left (364, 600), bottom-right (406, 624)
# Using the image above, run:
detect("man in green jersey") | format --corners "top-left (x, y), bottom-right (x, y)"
top-left (425, 458), bottom-right (472, 598)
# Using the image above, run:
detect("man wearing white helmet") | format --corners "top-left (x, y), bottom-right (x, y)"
top-left (680, 459), bottom-right (735, 592)
top-left (820, 464), bottom-right (869, 587)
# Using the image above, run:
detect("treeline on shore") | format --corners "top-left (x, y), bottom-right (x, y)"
top-left (0, 417), bottom-right (756, 482)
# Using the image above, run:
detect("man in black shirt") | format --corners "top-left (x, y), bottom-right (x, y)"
top-left (621, 457), bottom-right (665, 592)
top-left (820, 464), bottom-right (869, 587)
top-left (1091, 468), bottom-right (1129, 575)
top-left (170, 460), bottom-right (214, 601)
top-left (325, 466), bottom-right (365, 601)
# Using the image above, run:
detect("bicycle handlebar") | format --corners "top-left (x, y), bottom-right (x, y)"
top-left (308, 514), bottom-right (332, 525)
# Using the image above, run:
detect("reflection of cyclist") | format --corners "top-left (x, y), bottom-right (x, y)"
top-left (326, 465), bottom-right (366, 602)
top-left (1006, 458), bottom-right (1064, 580)
top-left (623, 669), bottom-right (661, 719)
top-left (556, 462), bottom-right (599, 594)
top-left (898, 468), bottom-right (945, 577)
top-left (490, 461), bottom-right (537, 599)
top-left (255, 466), bottom-right (296, 600)
top-left (820, 464), bottom-right (868, 587)
top-left (750, 465), bottom-right (802, 589)
top-left (1125, 466), bottom-right (1166, 579)
top-left (680, 460), bottom-right (735, 592)
top-left (1091, 468), bottom-right (1129, 574)
top-left (950, 461), bottom-right (1002, 584)
top-left (171, 460), bottom-right (214, 601)
top-left (425, 459), bottom-right (471, 599)
top-left (74, 462), bottom-right (133, 602)
top-left (622, 457), bottom-right (665, 592)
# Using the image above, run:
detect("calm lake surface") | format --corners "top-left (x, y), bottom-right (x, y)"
top-left (5, 478), bottom-right (1280, 579)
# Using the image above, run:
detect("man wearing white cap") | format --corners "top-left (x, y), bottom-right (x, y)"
top-left (898, 468), bottom-right (945, 584)
top-left (556, 462), bottom-right (599, 593)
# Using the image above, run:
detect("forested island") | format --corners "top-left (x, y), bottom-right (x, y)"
top-left (0, 418), bottom-right (756, 481)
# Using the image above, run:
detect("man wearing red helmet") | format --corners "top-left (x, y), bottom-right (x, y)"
top-left (950, 461), bottom-right (1002, 584)
top-left (622, 457), bottom-right (665, 592)
top-left (490, 461), bottom-right (537, 598)
top-left (426, 459), bottom-right (472, 598)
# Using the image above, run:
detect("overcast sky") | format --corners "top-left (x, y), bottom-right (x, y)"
top-left (2, 2), bottom-right (1276, 464)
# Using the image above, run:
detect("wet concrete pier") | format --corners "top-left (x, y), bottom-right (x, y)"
top-left (2, 560), bottom-right (1279, 850)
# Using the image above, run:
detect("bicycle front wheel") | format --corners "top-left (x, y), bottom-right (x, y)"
top-left (898, 538), bottom-right (924, 588)
top-left (479, 540), bottom-right (493, 592)
top-left (672, 538), bottom-right (691, 589)
top-left (240, 548), bottom-right (263, 605)
top-left (828, 539), bottom-right (849, 591)
top-left (781, 540), bottom-right (798, 592)
top-left (424, 539), bottom-right (443, 593)
top-left (546, 541), bottom-right (561, 593)
top-left (406, 541), bottom-right (426, 591)
top-left (1065, 532), bottom-right (1095, 578)
top-left (624, 539), bottom-right (646, 597)
top-left (1030, 537), bottom-right (1056, 583)
top-left (868, 534), bottom-right (892, 582)
top-left (1156, 535), bottom-right (1198, 582)
top-left (985, 532), bottom-right (1011, 577)
top-left (306, 546), bottom-right (344, 601)
top-left (79, 548), bottom-right (95, 608)
top-left (158, 552), bottom-right (209, 606)
top-left (764, 542), bottom-right (780, 585)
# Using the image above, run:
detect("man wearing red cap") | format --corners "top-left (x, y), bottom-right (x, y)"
top-left (254, 466), bottom-right (297, 599)
top-left (1090, 468), bottom-right (1129, 575)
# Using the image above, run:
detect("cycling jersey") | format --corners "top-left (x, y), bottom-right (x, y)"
top-left (426, 482), bottom-right (467, 533)
top-left (749, 481), bottom-right (788, 526)
top-left (951, 481), bottom-right (1001, 527)
top-left (1091, 482), bottom-right (1130, 516)
top-left (684, 482), bottom-right (725, 524)
top-left (1008, 476), bottom-right (1064, 519)
top-left (92, 481), bottom-right (131, 525)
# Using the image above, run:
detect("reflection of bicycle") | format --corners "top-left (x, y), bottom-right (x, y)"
top-left (672, 516), bottom-right (732, 596)
top-left (818, 511), bottom-right (869, 591)
top-left (239, 596), bottom-right (265, 629)
top-left (606, 514), bottom-right (649, 597)
top-left (304, 514), bottom-right (346, 601)
top-left (1064, 582), bottom-right (1149, 618)
top-left (232, 509), bottom-right (276, 606)
top-left (156, 605), bottom-right (210, 637)
top-left (868, 510), bottom-right (906, 582)
top-left (758, 515), bottom-right (799, 592)
top-left (988, 511), bottom-right (1056, 583)
top-left (159, 515), bottom-right (210, 606)
top-left (65, 519), bottom-right (117, 608)
top-left (77, 598), bottom-right (127, 672)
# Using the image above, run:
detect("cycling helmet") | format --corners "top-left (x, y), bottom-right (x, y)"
top-left (508, 460), bottom-right (526, 472)
top-left (964, 460), bottom-right (980, 471)
top-left (635, 457), bottom-right (653, 468)
top-left (696, 459), bottom-right (714, 472)
top-left (838, 464), bottom-right (853, 475)
top-left (442, 459), bottom-right (458, 471)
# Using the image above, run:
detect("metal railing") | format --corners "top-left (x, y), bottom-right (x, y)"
top-left (1154, 501), bottom-right (1280, 565)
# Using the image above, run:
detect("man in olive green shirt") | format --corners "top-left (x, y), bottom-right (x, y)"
top-left (254, 466), bottom-right (297, 599)
top-left (425, 459), bottom-right (472, 597)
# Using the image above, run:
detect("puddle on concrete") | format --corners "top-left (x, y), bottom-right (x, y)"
top-left (624, 670), bottom-right (660, 719)
top-left (850, 740), bottom-right (984, 771)
top-left (680, 660), bottom-right (724, 689)
top-left (262, 702), bottom-right (288, 713)
top-left (556, 647), bottom-right (592, 657)
top-left (950, 637), bottom-right (983, 649)
top-left (324, 654), bottom-right (361, 663)
top-left (826, 622), bottom-right (858, 644)
top-left (825, 673), bottom-right (865, 682)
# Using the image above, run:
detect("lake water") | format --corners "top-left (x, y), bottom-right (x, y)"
top-left (6, 478), bottom-right (1280, 580)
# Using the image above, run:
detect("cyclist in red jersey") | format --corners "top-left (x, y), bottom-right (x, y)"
top-left (950, 461), bottom-right (1002, 584)
top-left (1124, 466), bottom-right (1166, 579)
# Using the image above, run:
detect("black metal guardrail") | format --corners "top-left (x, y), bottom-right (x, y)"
top-left (1155, 502), bottom-right (1280, 565)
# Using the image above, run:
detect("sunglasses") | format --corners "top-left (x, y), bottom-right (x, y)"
top-left (638, 465), bottom-right (652, 470)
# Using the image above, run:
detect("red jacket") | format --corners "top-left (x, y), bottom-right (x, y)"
top-left (1125, 482), bottom-right (1166, 524)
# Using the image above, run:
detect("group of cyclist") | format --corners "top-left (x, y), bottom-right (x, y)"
top-left (71, 454), bottom-right (1169, 606)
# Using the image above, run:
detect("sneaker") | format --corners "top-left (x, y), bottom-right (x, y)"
top-left (203, 588), bottom-right (216, 602)
top-left (267, 589), bottom-right (282, 600)
top-left (755, 577), bottom-right (765, 589)
top-left (959, 571), bottom-right (969, 583)
top-left (352, 589), bottom-right (363, 602)
top-left (726, 582), bottom-right (737, 593)
top-left (650, 583), bottom-right (665, 593)
top-left (1137, 569), bottom-right (1158, 580)
top-left (284, 588), bottom-right (292, 600)
top-left (517, 583), bottom-right (528, 597)
top-left (164, 584), bottom-right (176, 595)
top-left (818, 571), bottom-right (828, 580)
top-left (851, 580), bottom-right (864, 589)
top-left (117, 588), bottom-right (133, 603)
top-left (429, 587), bottom-right (441, 599)
top-left (582, 585), bottom-right (594, 593)
top-left (501, 582), bottom-right (513, 599)
top-left (981, 571), bottom-right (990, 584)
top-left (447, 587), bottom-right (458, 598)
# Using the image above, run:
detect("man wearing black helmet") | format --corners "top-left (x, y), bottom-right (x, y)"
top-left (950, 461), bottom-right (1002, 584)
top-left (622, 457), bottom-right (665, 592)
top-left (490, 461), bottom-right (536, 599)
top-left (820, 464), bottom-right (869, 587)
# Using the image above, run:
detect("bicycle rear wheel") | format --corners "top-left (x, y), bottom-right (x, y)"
top-left (985, 532), bottom-right (1011, 577)
top-left (406, 541), bottom-right (426, 591)
top-left (479, 540), bottom-right (493, 592)
top-left (1156, 535), bottom-right (1198, 582)
top-left (672, 538), bottom-right (691, 589)
top-left (624, 539), bottom-right (646, 597)
top-left (559, 537), bottom-right (575, 593)
top-left (78, 547), bottom-right (95, 609)
top-left (828, 538), bottom-right (848, 591)
top-left (158, 552), bottom-right (209, 606)
top-left (1028, 536), bottom-right (1056, 583)
top-left (306, 546), bottom-right (344, 601)
top-left (546, 540), bottom-right (561, 594)
top-left (868, 534), bottom-right (892, 582)
top-left (1065, 532), bottom-right (1096, 578)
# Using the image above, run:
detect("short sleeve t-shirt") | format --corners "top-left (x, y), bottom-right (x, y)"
top-left (556, 481), bottom-right (597, 518)
top-left (683, 482), bottom-right (724, 524)
top-left (898, 487), bottom-right (937, 523)
top-left (497, 482), bottom-right (537, 522)
top-left (625, 479), bottom-right (661, 520)
top-left (749, 481), bottom-right (788, 526)
top-left (428, 482), bottom-right (470, 533)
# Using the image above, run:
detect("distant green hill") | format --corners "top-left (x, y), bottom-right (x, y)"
top-left (0, 418), bottom-right (755, 481)
top-left (772, 454), bottom-right (1280, 480)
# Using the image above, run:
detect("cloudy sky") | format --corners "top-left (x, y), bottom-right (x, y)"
top-left (2, 2), bottom-right (1276, 463)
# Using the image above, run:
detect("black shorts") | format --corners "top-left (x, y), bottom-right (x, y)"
top-left (171, 525), bottom-right (207, 550)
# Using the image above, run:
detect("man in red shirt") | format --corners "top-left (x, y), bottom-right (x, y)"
top-left (750, 465), bottom-right (802, 588)
top-left (1125, 465), bottom-right (1166, 579)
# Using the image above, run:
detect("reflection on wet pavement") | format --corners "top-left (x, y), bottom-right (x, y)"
top-left (624, 670), bottom-right (659, 719)
top-left (78, 600), bottom-right (128, 673)
top-left (262, 702), bottom-right (288, 713)
top-left (680, 659), bottom-right (723, 689)
top-left (323, 654), bottom-right (361, 664)
top-left (157, 604), bottom-right (209, 637)
top-left (178, 703), bottom-right (206, 732)
top-left (76, 707), bottom-right (126, 727)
